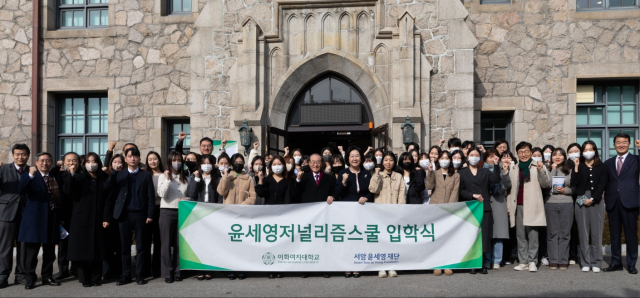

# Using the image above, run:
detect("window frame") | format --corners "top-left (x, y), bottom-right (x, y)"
top-left (58, 0), bottom-right (109, 30)
top-left (576, 81), bottom-right (639, 160)
top-left (480, 112), bottom-right (513, 149)
top-left (168, 0), bottom-right (192, 15)
top-left (166, 119), bottom-right (191, 156)
top-left (480, 0), bottom-right (511, 4)
top-left (55, 94), bottom-right (109, 163)
top-left (576, 0), bottom-right (640, 11)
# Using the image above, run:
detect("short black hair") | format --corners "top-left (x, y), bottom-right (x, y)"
top-left (36, 152), bottom-right (53, 160)
top-left (200, 137), bottom-right (213, 146)
top-left (63, 152), bottom-right (80, 162)
top-left (123, 143), bottom-right (138, 150)
top-left (448, 138), bottom-right (462, 149)
top-left (462, 140), bottom-right (475, 149)
top-left (405, 142), bottom-right (420, 152)
top-left (230, 153), bottom-right (245, 164)
top-left (11, 144), bottom-right (30, 156)
top-left (613, 132), bottom-right (631, 144)
top-left (124, 147), bottom-right (141, 157)
top-left (515, 141), bottom-right (532, 152)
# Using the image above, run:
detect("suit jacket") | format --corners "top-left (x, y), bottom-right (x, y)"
top-left (334, 168), bottom-right (373, 202)
top-left (104, 168), bottom-right (156, 220)
top-left (0, 163), bottom-right (29, 222)
top-left (186, 175), bottom-right (221, 203)
top-left (17, 171), bottom-right (62, 244)
top-left (425, 171), bottom-right (460, 204)
top-left (297, 171), bottom-right (336, 203)
top-left (405, 169), bottom-right (426, 205)
top-left (459, 165), bottom-right (502, 212)
top-left (605, 154), bottom-right (640, 210)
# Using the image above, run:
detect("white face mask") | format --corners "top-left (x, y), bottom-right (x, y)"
top-left (272, 165), bottom-right (283, 174)
top-left (532, 157), bottom-right (543, 162)
top-left (286, 164), bottom-right (293, 172)
top-left (363, 162), bottom-right (375, 171)
top-left (375, 156), bottom-right (382, 164)
top-left (85, 163), bottom-right (98, 172)
top-left (419, 159), bottom-right (430, 169)
top-left (201, 164), bottom-right (213, 173)
top-left (452, 160), bottom-right (462, 168)
top-left (293, 156), bottom-right (301, 164)
top-left (253, 165), bottom-right (262, 173)
top-left (543, 153), bottom-right (551, 160)
top-left (467, 156), bottom-right (480, 166)
top-left (172, 162), bottom-right (182, 171)
top-left (439, 160), bottom-right (450, 168)
top-left (568, 153), bottom-right (580, 161)
top-left (450, 148), bottom-right (460, 153)
top-left (583, 151), bottom-right (595, 160)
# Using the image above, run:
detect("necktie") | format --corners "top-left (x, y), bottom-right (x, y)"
top-left (18, 167), bottom-right (23, 174)
top-left (315, 174), bottom-right (319, 186)
top-left (43, 175), bottom-right (54, 210)
top-left (617, 156), bottom-right (623, 176)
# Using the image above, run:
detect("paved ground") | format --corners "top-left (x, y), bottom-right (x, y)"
top-left (2, 256), bottom-right (639, 297)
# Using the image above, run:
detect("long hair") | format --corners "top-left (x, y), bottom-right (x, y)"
top-left (85, 152), bottom-right (103, 173)
top-left (467, 147), bottom-right (484, 168)
top-left (146, 151), bottom-right (165, 174)
top-left (167, 151), bottom-right (186, 184)
top-left (550, 148), bottom-right (571, 175)
top-left (269, 155), bottom-right (286, 177)
top-left (380, 151), bottom-right (396, 172)
top-left (251, 155), bottom-right (267, 177)
top-left (436, 151), bottom-right (455, 176)
top-left (451, 149), bottom-right (467, 168)
top-left (428, 145), bottom-right (442, 158)
top-left (106, 154), bottom-right (125, 174)
top-left (579, 140), bottom-right (602, 167)
top-left (283, 155), bottom-right (296, 181)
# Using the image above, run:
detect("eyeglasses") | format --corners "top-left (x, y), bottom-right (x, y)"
top-left (309, 161), bottom-right (322, 165)
top-left (517, 150), bottom-right (531, 155)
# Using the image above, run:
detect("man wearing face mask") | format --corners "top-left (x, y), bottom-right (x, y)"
top-left (506, 142), bottom-right (551, 273)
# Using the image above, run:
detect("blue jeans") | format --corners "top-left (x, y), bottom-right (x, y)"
top-left (493, 240), bottom-right (504, 265)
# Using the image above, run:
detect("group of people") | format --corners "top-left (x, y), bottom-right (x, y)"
top-left (0, 132), bottom-right (639, 290)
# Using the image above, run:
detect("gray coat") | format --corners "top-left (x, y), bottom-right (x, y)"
top-left (0, 163), bottom-right (29, 222)
top-left (491, 166), bottom-right (512, 239)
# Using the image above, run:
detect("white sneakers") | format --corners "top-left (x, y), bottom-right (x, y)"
top-left (529, 262), bottom-right (538, 272)
top-left (541, 257), bottom-right (549, 266)
top-left (388, 270), bottom-right (398, 277)
top-left (493, 264), bottom-right (500, 270)
top-left (514, 264), bottom-right (528, 271)
top-left (570, 260), bottom-right (576, 265)
top-left (592, 267), bottom-right (601, 273)
top-left (582, 266), bottom-right (590, 272)
top-left (378, 270), bottom-right (387, 278)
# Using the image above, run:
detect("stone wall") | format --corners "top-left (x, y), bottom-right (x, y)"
top-left (0, 0), bottom-right (33, 162)
top-left (466, 0), bottom-right (640, 149)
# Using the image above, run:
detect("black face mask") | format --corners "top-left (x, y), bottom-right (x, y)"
top-left (322, 155), bottom-right (332, 162)
top-left (232, 163), bottom-right (244, 173)
top-left (185, 161), bottom-right (197, 172)
top-left (401, 162), bottom-right (413, 170)
top-left (302, 165), bottom-right (311, 173)
top-left (332, 167), bottom-right (342, 174)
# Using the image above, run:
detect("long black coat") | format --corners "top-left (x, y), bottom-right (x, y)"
top-left (63, 171), bottom-right (110, 261)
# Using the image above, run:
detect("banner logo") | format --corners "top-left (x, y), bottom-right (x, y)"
top-left (262, 252), bottom-right (276, 265)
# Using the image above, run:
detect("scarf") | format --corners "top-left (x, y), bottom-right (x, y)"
top-left (518, 159), bottom-right (532, 182)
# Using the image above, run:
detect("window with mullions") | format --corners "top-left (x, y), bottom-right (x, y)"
top-left (576, 83), bottom-right (638, 160)
top-left (167, 120), bottom-right (191, 155)
top-left (480, 112), bottom-right (512, 149)
top-left (577, 0), bottom-right (639, 10)
top-left (57, 96), bottom-right (108, 163)
top-left (59, 0), bottom-right (108, 29)
top-left (169, 0), bottom-right (192, 14)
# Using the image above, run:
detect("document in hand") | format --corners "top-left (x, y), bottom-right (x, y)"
top-left (552, 176), bottom-right (565, 194)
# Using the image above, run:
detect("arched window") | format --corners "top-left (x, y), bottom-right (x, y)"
top-left (287, 75), bottom-right (372, 127)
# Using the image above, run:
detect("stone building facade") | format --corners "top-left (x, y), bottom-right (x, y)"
top-left (0, 0), bottom-right (639, 161)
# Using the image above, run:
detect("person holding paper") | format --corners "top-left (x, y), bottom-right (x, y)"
top-left (571, 141), bottom-right (608, 273)
top-left (545, 148), bottom-right (575, 271)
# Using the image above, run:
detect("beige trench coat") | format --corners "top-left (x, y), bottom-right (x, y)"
top-left (506, 161), bottom-right (551, 227)
top-left (425, 170), bottom-right (460, 204)
top-left (368, 171), bottom-right (406, 204)
top-left (217, 172), bottom-right (257, 205)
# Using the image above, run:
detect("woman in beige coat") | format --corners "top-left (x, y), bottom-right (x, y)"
top-left (368, 151), bottom-right (405, 278)
top-left (506, 142), bottom-right (551, 273)
top-left (217, 153), bottom-right (257, 206)
top-left (216, 153), bottom-right (256, 280)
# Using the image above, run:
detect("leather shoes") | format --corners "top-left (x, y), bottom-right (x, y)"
top-left (116, 278), bottom-right (131, 286)
top-left (323, 273), bottom-right (330, 278)
top-left (276, 273), bottom-right (283, 278)
top-left (237, 273), bottom-right (246, 280)
top-left (164, 278), bottom-right (173, 283)
top-left (603, 265), bottom-right (624, 272)
top-left (480, 268), bottom-right (488, 274)
top-left (173, 276), bottom-right (182, 282)
top-left (82, 283), bottom-right (92, 288)
top-left (54, 271), bottom-right (70, 280)
top-left (14, 278), bottom-right (26, 285)
top-left (268, 274), bottom-right (276, 279)
top-left (24, 282), bottom-right (35, 290)
top-left (301, 274), bottom-right (309, 278)
top-left (136, 278), bottom-right (147, 285)
top-left (92, 281), bottom-right (102, 287)
top-left (469, 269), bottom-right (477, 274)
top-left (42, 278), bottom-right (61, 286)
top-left (628, 267), bottom-right (638, 274)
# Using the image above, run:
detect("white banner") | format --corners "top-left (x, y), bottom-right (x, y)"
top-left (178, 201), bottom-right (484, 271)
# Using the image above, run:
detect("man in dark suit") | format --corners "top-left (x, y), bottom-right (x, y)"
top-left (53, 152), bottom-right (80, 281)
top-left (296, 153), bottom-right (335, 279)
top-left (104, 147), bottom-right (155, 286)
top-left (0, 144), bottom-right (30, 288)
top-left (603, 133), bottom-right (639, 274)
top-left (18, 152), bottom-right (64, 289)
